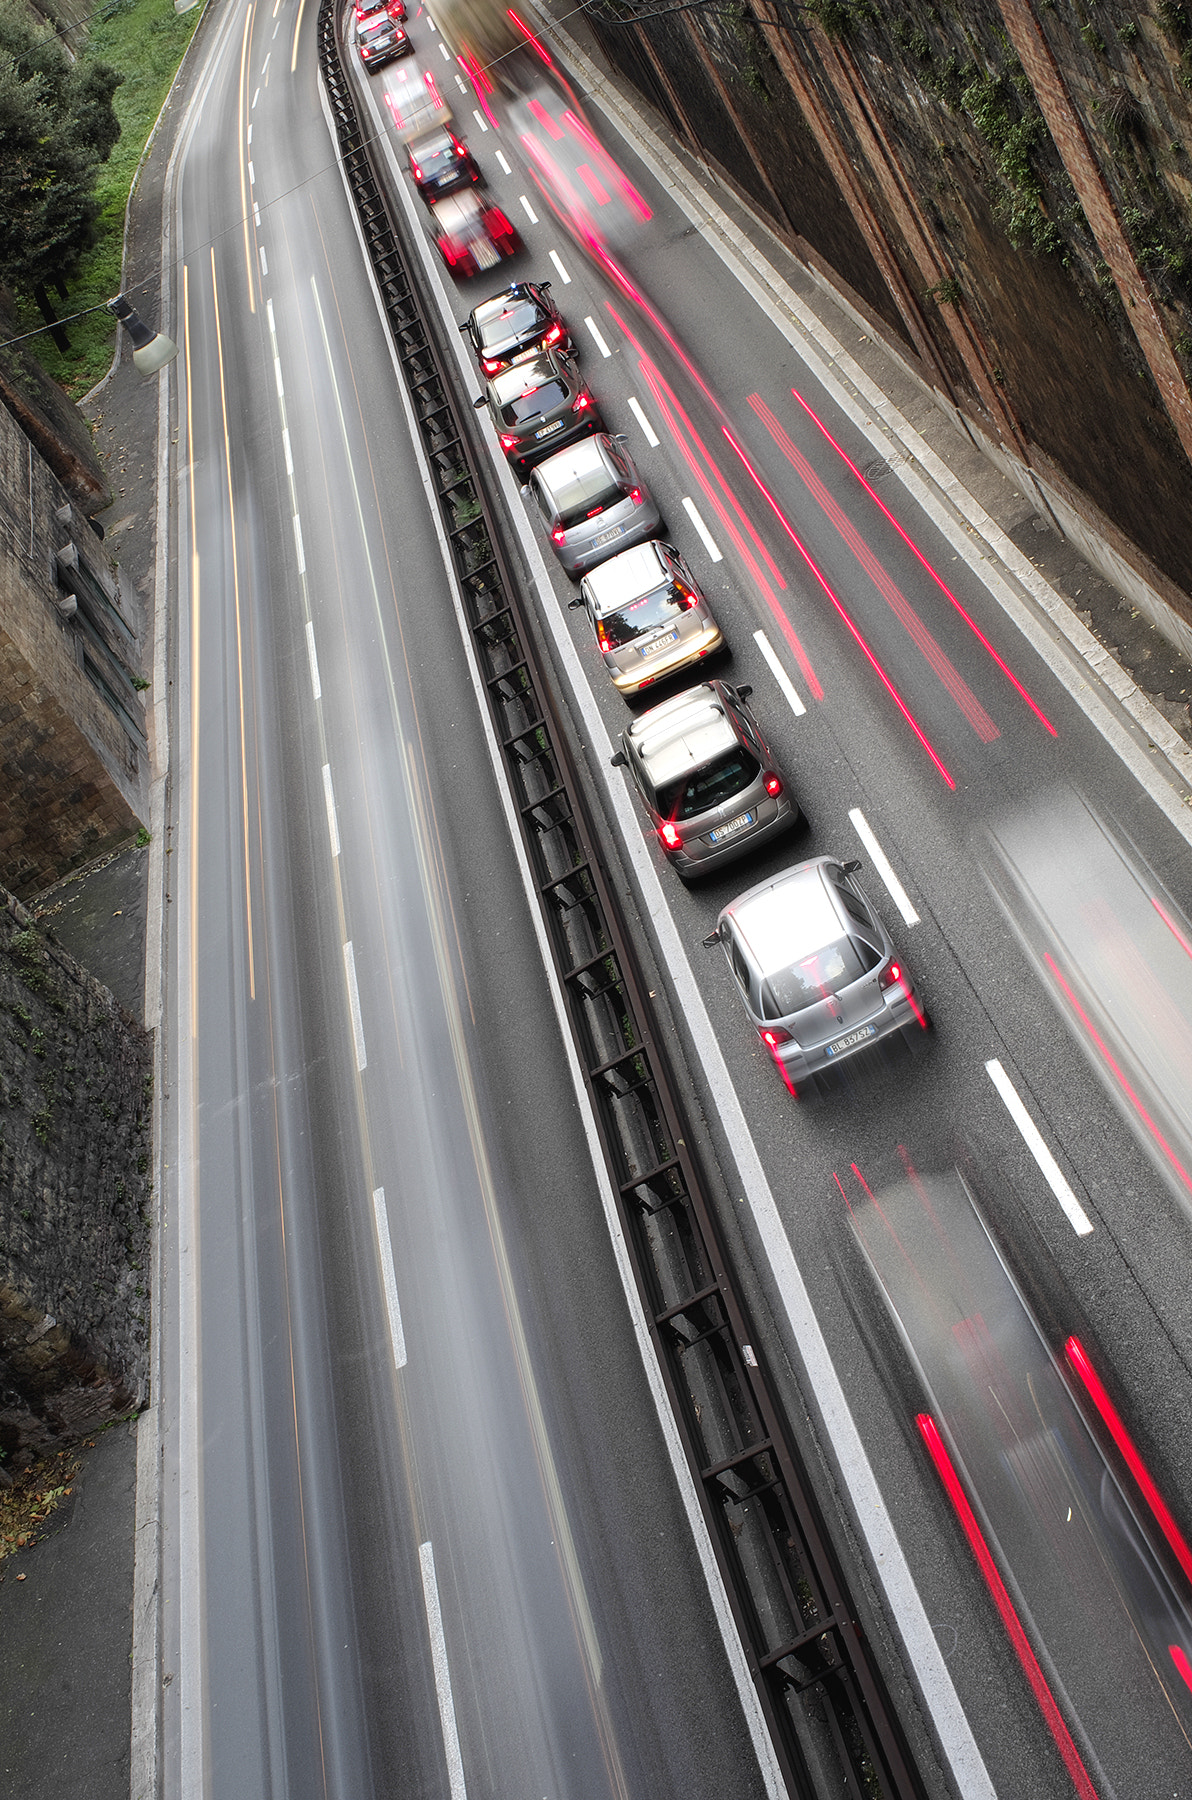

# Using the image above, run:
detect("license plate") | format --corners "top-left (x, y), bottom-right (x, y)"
top-left (825, 1024), bottom-right (877, 1057)
top-left (638, 629), bottom-right (679, 657)
top-left (707, 811), bottom-right (754, 844)
top-left (592, 525), bottom-right (623, 547)
top-left (473, 239), bottom-right (499, 269)
top-left (534, 419), bottom-right (563, 440)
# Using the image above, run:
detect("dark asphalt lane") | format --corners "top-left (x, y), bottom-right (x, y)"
top-left (156, 5), bottom-right (778, 1799)
top-left (351, 27), bottom-right (1192, 1797)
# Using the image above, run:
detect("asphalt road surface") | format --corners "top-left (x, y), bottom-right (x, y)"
top-left (151, 2), bottom-right (1192, 1797)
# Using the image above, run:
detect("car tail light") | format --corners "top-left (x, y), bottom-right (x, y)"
top-left (660, 821), bottom-right (681, 850)
top-left (481, 356), bottom-right (501, 374)
top-left (760, 1026), bottom-right (792, 1048)
top-left (411, 161), bottom-right (422, 178)
top-left (673, 582), bottom-right (698, 610)
top-left (551, 527), bottom-right (566, 543)
top-left (573, 392), bottom-right (592, 412)
top-left (879, 961), bottom-right (903, 991)
top-left (543, 322), bottom-right (563, 346)
top-left (763, 773), bottom-right (782, 797)
top-left (500, 433), bottom-right (518, 449)
top-left (629, 488), bottom-right (643, 505)
top-left (597, 624), bottom-right (610, 650)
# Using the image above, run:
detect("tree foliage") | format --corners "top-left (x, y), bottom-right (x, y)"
top-left (0, 0), bottom-right (124, 297)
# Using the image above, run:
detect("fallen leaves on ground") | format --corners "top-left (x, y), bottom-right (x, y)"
top-left (0, 1450), bottom-right (83, 1567)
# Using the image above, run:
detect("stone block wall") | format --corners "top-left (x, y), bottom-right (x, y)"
top-left (0, 395), bottom-right (147, 898)
top-left (0, 888), bottom-right (151, 1468)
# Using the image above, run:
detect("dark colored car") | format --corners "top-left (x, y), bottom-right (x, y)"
top-left (354, 0), bottom-right (404, 20)
top-left (460, 282), bottom-right (572, 376)
top-left (428, 191), bottom-right (520, 278)
top-left (473, 350), bottom-right (604, 480)
top-left (357, 12), bottom-right (412, 69)
top-left (407, 128), bottom-right (482, 203)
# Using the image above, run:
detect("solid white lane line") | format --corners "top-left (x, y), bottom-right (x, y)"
top-left (321, 764), bottom-right (340, 857)
top-left (548, 248), bottom-right (572, 283)
top-left (519, 194), bottom-right (538, 224)
top-left (626, 395), bottom-right (659, 447)
top-left (986, 1060), bottom-right (1094, 1235)
top-left (258, 245), bottom-right (268, 276)
top-left (419, 1542), bottom-right (468, 1799)
top-left (848, 807), bottom-right (920, 926)
top-left (471, 108), bottom-right (488, 132)
top-left (282, 426), bottom-right (293, 476)
top-left (753, 628), bottom-right (805, 717)
top-left (305, 620), bottom-right (321, 699)
top-left (584, 316), bottom-right (611, 358)
top-left (343, 941), bottom-right (367, 1071)
top-left (371, 1188), bottom-right (407, 1368)
top-left (682, 496), bottom-right (721, 562)
top-left (495, 149), bottom-right (511, 174)
top-left (292, 513), bottom-right (305, 574)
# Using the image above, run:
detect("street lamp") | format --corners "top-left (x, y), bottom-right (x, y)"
top-left (107, 293), bottom-right (177, 375)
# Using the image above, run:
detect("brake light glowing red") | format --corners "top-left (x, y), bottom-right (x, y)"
top-left (761, 1026), bottom-right (792, 1048)
top-left (551, 527), bottom-right (566, 543)
top-left (544, 322), bottom-right (563, 346)
top-left (500, 433), bottom-right (518, 449)
top-left (573, 392), bottom-right (592, 411)
top-left (660, 821), bottom-right (681, 850)
top-left (629, 488), bottom-right (643, 505)
top-left (764, 773), bottom-right (782, 797)
top-left (597, 624), bottom-right (610, 650)
top-left (411, 162), bottom-right (422, 178)
top-left (481, 357), bottom-right (501, 374)
top-left (879, 961), bottom-right (903, 991)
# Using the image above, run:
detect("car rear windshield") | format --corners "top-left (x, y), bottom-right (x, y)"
top-left (761, 936), bottom-right (877, 1020)
top-left (501, 380), bottom-right (568, 425)
top-left (549, 467), bottom-right (624, 528)
top-left (655, 749), bottom-right (759, 820)
top-left (601, 586), bottom-right (687, 648)
top-left (480, 299), bottom-right (541, 347)
top-left (361, 18), bottom-right (391, 36)
top-left (415, 136), bottom-right (457, 173)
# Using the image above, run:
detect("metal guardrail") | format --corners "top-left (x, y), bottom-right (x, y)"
top-left (317, 12), bottom-right (927, 1797)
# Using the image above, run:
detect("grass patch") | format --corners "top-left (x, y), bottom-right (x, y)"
top-left (14, 0), bottom-right (205, 399)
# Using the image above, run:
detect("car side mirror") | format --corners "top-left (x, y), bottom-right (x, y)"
top-left (610, 750), bottom-right (627, 767)
top-left (458, 321), bottom-right (469, 333)
top-left (701, 931), bottom-right (720, 949)
top-left (473, 396), bottom-right (486, 409)
top-left (567, 597), bottom-right (585, 610)
top-left (840, 859), bottom-right (862, 876)
top-left (736, 683), bottom-right (752, 700)
top-left (541, 280), bottom-right (551, 290)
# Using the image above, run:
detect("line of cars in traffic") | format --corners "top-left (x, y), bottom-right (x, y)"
top-left (457, 279), bottom-right (928, 1091)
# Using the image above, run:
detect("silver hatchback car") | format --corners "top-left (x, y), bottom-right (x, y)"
top-left (708, 857), bottom-right (924, 1090)
top-left (612, 680), bottom-right (799, 878)
top-left (570, 540), bottom-right (724, 697)
top-left (528, 434), bottom-right (662, 577)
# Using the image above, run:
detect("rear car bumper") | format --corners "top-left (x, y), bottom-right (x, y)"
top-left (773, 986), bottom-right (920, 1079)
top-left (668, 799), bottom-right (798, 877)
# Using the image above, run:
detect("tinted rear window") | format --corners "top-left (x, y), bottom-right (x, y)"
top-left (480, 300), bottom-right (541, 346)
top-left (601, 586), bottom-right (686, 649)
top-left (415, 138), bottom-right (457, 173)
top-left (656, 749), bottom-right (759, 820)
top-left (761, 937), bottom-right (877, 1020)
top-left (501, 380), bottom-right (568, 425)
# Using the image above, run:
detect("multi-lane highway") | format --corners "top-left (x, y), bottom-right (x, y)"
top-left (151, 0), bottom-right (1192, 1796)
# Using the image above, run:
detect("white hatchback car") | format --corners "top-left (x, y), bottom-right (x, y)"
top-left (707, 857), bottom-right (924, 1090)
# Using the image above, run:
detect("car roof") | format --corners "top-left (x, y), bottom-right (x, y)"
top-left (472, 285), bottom-right (538, 326)
top-left (490, 352), bottom-right (564, 400)
top-left (582, 540), bottom-right (669, 612)
top-left (532, 435), bottom-right (612, 497)
top-left (625, 685), bottom-right (737, 783)
top-left (729, 862), bottom-right (846, 977)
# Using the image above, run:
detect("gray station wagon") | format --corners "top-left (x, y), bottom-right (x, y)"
top-left (529, 434), bottom-right (662, 577)
top-left (708, 857), bottom-right (924, 1090)
top-left (612, 680), bottom-right (798, 877)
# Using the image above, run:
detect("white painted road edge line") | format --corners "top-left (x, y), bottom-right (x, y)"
top-left (848, 807), bottom-right (920, 926)
top-left (584, 315), bottom-right (611, 358)
top-left (338, 89), bottom-right (786, 1798)
top-left (370, 1188), bottom-right (408, 1367)
top-left (518, 193), bottom-right (538, 225)
top-left (419, 1542), bottom-right (468, 1799)
top-left (753, 628), bottom-right (805, 716)
top-left (305, 619), bottom-right (321, 699)
top-left (548, 247), bottom-right (571, 283)
top-left (682, 495), bottom-right (721, 562)
top-left (985, 1059), bottom-right (1094, 1236)
top-left (343, 940), bottom-right (367, 1071)
top-left (625, 394), bottom-right (658, 446)
top-left (321, 763), bottom-right (340, 857)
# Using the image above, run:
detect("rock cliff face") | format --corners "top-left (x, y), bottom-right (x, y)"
top-left (584, 0), bottom-right (1192, 631)
top-left (0, 890), bottom-right (150, 1470)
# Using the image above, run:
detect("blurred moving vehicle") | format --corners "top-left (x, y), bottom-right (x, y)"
top-left (571, 540), bottom-right (723, 697)
top-left (612, 682), bottom-right (798, 878)
top-left (474, 350), bottom-right (602, 479)
top-left (354, 0), bottom-right (405, 19)
top-left (357, 10), bottom-right (413, 68)
top-left (460, 281), bottom-right (571, 375)
top-left (529, 434), bottom-right (660, 576)
top-left (384, 64), bottom-right (451, 138)
top-left (406, 127), bottom-right (482, 203)
top-left (707, 857), bottom-right (922, 1088)
top-left (428, 191), bottom-right (520, 278)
